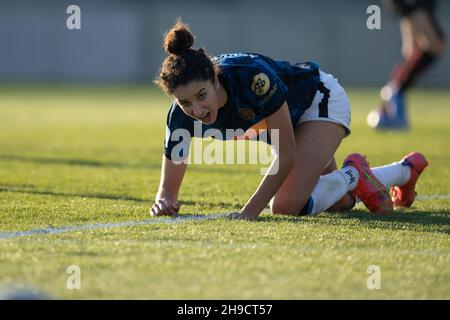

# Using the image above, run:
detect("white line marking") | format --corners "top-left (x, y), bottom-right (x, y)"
top-left (0, 214), bottom-right (226, 240)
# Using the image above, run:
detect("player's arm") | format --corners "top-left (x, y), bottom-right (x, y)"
top-left (237, 101), bottom-right (296, 219)
top-left (151, 155), bottom-right (188, 217)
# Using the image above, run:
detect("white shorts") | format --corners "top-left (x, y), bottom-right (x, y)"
top-left (296, 71), bottom-right (351, 136)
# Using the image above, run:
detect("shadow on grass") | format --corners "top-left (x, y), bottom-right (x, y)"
top-left (0, 184), bottom-right (240, 209)
top-left (0, 154), bottom-right (160, 170)
top-left (256, 209), bottom-right (450, 235)
top-left (0, 184), bottom-right (148, 203)
top-left (337, 209), bottom-right (449, 233)
top-left (0, 154), bottom-right (243, 174)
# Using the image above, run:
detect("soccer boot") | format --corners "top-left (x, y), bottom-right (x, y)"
top-left (343, 153), bottom-right (393, 215)
top-left (391, 152), bottom-right (429, 208)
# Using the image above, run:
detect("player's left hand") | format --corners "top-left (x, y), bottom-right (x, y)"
top-left (227, 211), bottom-right (257, 221)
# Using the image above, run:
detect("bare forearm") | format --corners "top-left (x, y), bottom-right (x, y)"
top-left (156, 155), bottom-right (187, 201)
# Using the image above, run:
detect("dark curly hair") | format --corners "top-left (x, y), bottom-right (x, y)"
top-left (155, 20), bottom-right (220, 95)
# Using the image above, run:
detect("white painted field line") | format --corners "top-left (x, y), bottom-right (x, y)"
top-left (0, 214), bottom-right (226, 240)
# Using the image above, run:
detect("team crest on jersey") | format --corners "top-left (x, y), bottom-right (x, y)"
top-left (251, 73), bottom-right (270, 96)
top-left (238, 108), bottom-right (255, 120)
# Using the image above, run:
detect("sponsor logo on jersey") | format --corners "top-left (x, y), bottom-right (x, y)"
top-left (238, 108), bottom-right (255, 120)
top-left (251, 73), bottom-right (270, 96)
top-left (234, 118), bottom-right (268, 140)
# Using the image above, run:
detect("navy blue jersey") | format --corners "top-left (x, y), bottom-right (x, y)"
top-left (164, 52), bottom-right (321, 160)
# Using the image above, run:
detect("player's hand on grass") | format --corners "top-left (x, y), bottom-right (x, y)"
top-left (150, 198), bottom-right (180, 217)
top-left (227, 211), bottom-right (257, 221)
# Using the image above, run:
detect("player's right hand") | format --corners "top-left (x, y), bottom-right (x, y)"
top-left (150, 198), bottom-right (181, 217)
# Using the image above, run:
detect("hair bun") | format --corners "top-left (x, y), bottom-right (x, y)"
top-left (164, 20), bottom-right (194, 55)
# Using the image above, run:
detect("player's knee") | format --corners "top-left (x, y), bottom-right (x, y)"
top-left (270, 203), bottom-right (300, 216)
top-left (270, 197), bottom-right (307, 216)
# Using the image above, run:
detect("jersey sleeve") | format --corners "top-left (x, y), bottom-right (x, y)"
top-left (244, 64), bottom-right (288, 118)
top-left (164, 102), bottom-right (195, 162)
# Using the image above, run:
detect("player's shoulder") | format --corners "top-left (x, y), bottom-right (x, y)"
top-left (216, 53), bottom-right (279, 90)
top-left (213, 52), bottom-right (274, 70)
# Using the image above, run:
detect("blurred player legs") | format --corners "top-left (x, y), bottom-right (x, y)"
top-left (368, 0), bottom-right (445, 130)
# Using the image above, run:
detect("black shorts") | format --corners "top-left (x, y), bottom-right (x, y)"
top-left (386, 0), bottom-right (437, 17)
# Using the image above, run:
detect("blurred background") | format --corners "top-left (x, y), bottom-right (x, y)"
top-left (0, 0), bottom-right (448, 88)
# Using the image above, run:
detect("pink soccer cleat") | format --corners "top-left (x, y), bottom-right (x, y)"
top-left (391, 152), bottom-right (429, 208)
top-left (343, 153), bottom-right (393, 215)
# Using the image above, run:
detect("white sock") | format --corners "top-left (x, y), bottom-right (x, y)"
top-left (341, 166), bottom-right (359, 191)
top-left (371, 162), bottom-right (411, 189)
top-left (308, 166), bottom-right (359, 215)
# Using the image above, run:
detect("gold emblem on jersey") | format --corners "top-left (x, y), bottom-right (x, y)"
top-left (251, 73), bottom-right (270, 96)
top-left (238, 108), bottom-right (255, 121)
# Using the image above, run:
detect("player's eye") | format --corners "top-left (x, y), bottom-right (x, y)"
top-left (198, 92), bottom-right (206, 100)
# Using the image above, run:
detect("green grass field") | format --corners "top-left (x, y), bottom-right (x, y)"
top-left (0, 85), bottom-right (449, 299)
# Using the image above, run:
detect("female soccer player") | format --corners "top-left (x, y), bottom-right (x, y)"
top-left (367, 0), bottom-right (445, 129)
top-left (150, 21), bottom-right (428, 220)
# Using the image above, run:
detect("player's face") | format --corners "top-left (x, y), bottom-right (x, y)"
top-left (172, 77), bottom-right (223, 125)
